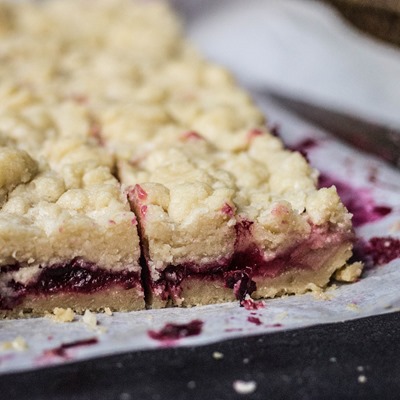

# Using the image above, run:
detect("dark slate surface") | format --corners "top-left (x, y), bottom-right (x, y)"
top-left (1, 311), bottom-right (400, 400)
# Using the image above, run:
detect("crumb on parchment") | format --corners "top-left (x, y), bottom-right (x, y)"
top-left (310, 289), bottom-right (335, 301)
top-left (82, 310), bottom-right (98, 329)
top-left (1, 336), bottom-right (28, 351)
top-left (346, 303), bottom-right (360, 312)
top-left (82, 310), bottom-right (107, 333)
top-left (46, 307), bottom-right (75, 323)
top-left (334, 262), bottom-right (363, 282)
top-left (104, 307), bottom-right (113, 316)
top-left (275, 312), bottom-right (288, 322)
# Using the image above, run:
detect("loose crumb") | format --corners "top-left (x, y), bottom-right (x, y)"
top-left (310, 290), bottom-right (334, 301)
top-left (357, 366), bottom-right (364, 372)
top-left (212, 351), bottom-right (224, 360)
top-left (243, 358), bottom-right (249, 364)
top-left (1, 336), bottom-right (28, 352)
top-left (275, 312), bottom-right (288, 322)
top-left (82, 310), bottom-right (98, 329)
top-left (334, 262), bottom-right (363, 283)
top-left (329, 357), bottom-right (337, 363)
top-left (46, 307), bottom-right (75, 323)
top-left (233, 380), bottom-right (257, 394)
top-left (325, 284), bottom-right (338, 293)
top-left (346, 303), bottom-right (360, 312)
top-left (358, 375), bottom-right (367, 383)
top-left (104, 307), bottom-right (113, 316)
top-left (305, 283), bottom-right (324, 295)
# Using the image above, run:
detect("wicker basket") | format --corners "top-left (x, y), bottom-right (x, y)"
top-left (324, 0), bottom-right (400, 46)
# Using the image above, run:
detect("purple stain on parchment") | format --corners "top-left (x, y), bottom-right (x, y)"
top-left (287, 138), bottom-right (392, 226)
top-left (288, 138), bottom-right (319, 161)
top-left (148, 320), bottom-right (203, 344)
top-left (247, 316), bottom-right (262, 326)
top-left (36, 338), bottom-right (98, 364)
top-left (318, 174), bottom-right (392, 227)
top-left (354, 237), bottom-right (400, 267)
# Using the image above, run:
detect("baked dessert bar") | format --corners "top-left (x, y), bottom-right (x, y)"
top-left (0, 0), bottom-right (360, 316)
top-left (120, 129), bottom-right (355, 307)
top-left (0, 74), bottom-right (145, 316)
top-left (0, 139), bottom-right (144, 317)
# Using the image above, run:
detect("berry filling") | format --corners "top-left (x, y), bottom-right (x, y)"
top-left (0, 258), bottom-right (142, 310)
top-left (149, 223), bottom-right (352, 304)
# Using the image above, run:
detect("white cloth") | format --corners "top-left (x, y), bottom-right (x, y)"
top-left (182, 0), bottom-right (400, 127)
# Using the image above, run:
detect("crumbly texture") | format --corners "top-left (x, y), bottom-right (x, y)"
top-left (0, 0), bottom-right (360, 315)
top-left (47, 307), bottom-right (75, 323)
top-left (121, 130), bottom-right (354, 306)
top-left (82, 310), bottom-right (97, 329)
top-left (334, 261), bottom-right (363, 282)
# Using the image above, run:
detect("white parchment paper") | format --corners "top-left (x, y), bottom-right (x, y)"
top-left (0, 0), bottom-right (399, 374)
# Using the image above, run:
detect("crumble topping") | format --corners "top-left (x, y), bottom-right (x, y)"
top-left (0, 0), bottom-right (360, 315)
top-left (0, 147), bottom-right (38, 206)
top-left (0, 90), bottom-right (140, 272)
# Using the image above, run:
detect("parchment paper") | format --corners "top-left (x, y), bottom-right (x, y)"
top-left (0, 0), bottom-right (399, 374)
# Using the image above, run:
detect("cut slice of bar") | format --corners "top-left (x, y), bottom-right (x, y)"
top-left (0, 140), bottom-right (144, 317)
top-left (119, 130), bottom-right (356, 308)
top-left (119, 135), bottom-right (238, 307)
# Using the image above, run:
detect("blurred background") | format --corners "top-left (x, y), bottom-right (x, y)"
top-left (170, 0), bottom-right (400, 129)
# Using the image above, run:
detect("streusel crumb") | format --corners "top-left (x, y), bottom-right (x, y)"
top-left (334, 262), bottom-right (363, 282)
top-left (46, 307), bottom-right (75, 323)
top-left (1, 336), bottom-right (28, 352)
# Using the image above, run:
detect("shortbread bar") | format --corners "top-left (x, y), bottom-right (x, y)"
top-left (0, 0), bottom-right (360, 316)
top-left (120, 129), bottom-right (355, 307)
top-left (0, 134), bottom-right (143, 317)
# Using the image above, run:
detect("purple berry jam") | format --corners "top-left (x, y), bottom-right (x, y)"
top-left (149, 219), bottom-right (350, 304)
top-left (225, 269), bottom-right (256, 301)
top-left (148, 319), bottom-right (203, 341)
top-left (1, 258), bottom-right (141, 310)
top-left (46, 338), bottom-right (98, 358)
top-left (240, 298), bottom-right (265, 310)
top-left (355, 236), bottom-right (400, 266)
top-left (288, 138), bottom-right (319, 161)
top-left (247, 316), bottom-right (262, 326)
